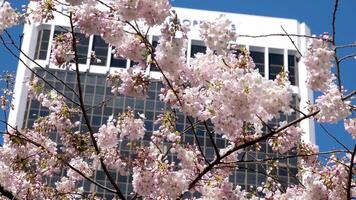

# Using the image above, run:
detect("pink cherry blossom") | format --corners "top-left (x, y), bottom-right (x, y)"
top-left (0, 2), bottom-right (19, 34)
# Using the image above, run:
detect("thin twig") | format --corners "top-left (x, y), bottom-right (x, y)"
top-left (203, 121), bottom-right (220, 159)
top-left (347, 145), bottom-right (356, 199)
top-left (69, 13), bottom-right (126, 200)
top-left (335, 43), bottom-right (356, 49)
top-left (125, 20), bottom-right (210, 164)
top-left (319, 124), bottom-right (351, 153)
top-left (0, 121), bottom-right (117, 194)
top-left (220, 150), bottom-right (347, 165)
top-left (331, 0), bottom-right (342, 92)
top-left (280, 26), bottom-right (303, 57)
top-left (339, 52), bottom-right (356, 63)
top-left (238, 33), bottom-right (327, 41)
top-left (0, 36), bottom-right (81, 107)
top-left (3, 30), bottom-right (80, 99)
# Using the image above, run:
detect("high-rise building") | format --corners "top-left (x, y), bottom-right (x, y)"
top-left (8, 5), bottom-right (315, 199)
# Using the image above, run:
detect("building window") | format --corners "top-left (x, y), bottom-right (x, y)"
top-left (35, 29), bottom-right (50, 60)
top-left (250, 51), bottom-right (264, 76)
top-left (150, 37), bottom-right (160, 72)
top-left (130, 60), bottom-right (139, 67)
top-left (54, 28), bottom-right (89, 64)
top-left (91, 35), bottom-right (108, 66)
top-left (288, 55), bottom-right (297, 85)
top-left (269, 53), bottom-right (284, 80)
top-left (110, 47), bottom-right (127, 68)
top-left (190, 41), bottom-right (206, 57)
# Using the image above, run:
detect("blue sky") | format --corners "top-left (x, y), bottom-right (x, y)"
top-left (1, 0), bottom-right (355, 152)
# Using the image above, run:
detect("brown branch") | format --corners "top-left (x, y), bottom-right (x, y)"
top-left (183, 89), bottom-right (356, 195)
top-left (347, 144), bottom-right (356, 199)
top-left (220, 150), bottom-right (347, 165)
top-left (339, 52), bottom-right (356, 63)
top-left (280, 26), bottom-right (303, 57)
top-left (343, 90), bottom-right (356, 100)
top-left (68, 13), bottom-right (126, 200)
top-left (182, 110), bottom-right (320, 196)
top-left (238, 33), bottom-right (327, 41)
top-left (203, 121), bottom-right (220, 159)
top-left (85, 96), bottom-right (115, 112)
top-left (331, 0), bottom-right (339, 45)
top-left (125, 20), bottom-right (210, 164)
top-left (319, 124), bottom-right (351, 153)
top-left (331, 0), bottom-right (342, 92)
top-left (335, 43), bottom-right (356, 49)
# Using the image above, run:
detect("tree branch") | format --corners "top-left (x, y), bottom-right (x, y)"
top-left (125, 21), bottom-right (210, 164)
top-left (69, 13), bottom-right (126, 200)
top-left (319, 124), bottom-right (351, 153)
top-left (331, 0), bottom-right (343, 92)
top-left (0, 184), bottom-right (18, 200)
top-left (339, 52), bottom-right (356, 63)
top-left (280, 26), bottom-right (303, 57)
top-left (203, 121), bottom-right (220, 159)
top-left (0, 36), bottom-right (81, 107)
top-left (0, 121), bottom-right (117, 194)
top-left (347, 144), bottom-right (356, 199)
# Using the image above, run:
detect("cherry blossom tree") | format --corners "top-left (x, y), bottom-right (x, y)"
top-left (0, 0), bottom-right (355, 199)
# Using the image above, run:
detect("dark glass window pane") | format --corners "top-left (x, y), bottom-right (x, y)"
top-left (269, 53), bottom-right (283, 65)
top-left (35, 29), bottom-right (50, 60)
top-left (151, 39), bottom-right (160, 72)
top-left (111, 48), bottom-right (127, 68)
top-left (288, 55), bottom-right (296, 85)
top-left (191, 44), bottom-right (206, 57)
top-left (247, 173), bottom-right (256, 185)
top-left (250, 51), bottom-right (265, 76)
top-left (66, 72), bottom-right (76, 83)
top-left (250, 51), bottom-right (264, 63)
top-left (269, 53), bottom-right (284, 80)
top-left (76, 33), bottom-right (90, 64)
top-left (270, 66), bottom-right (283, 74)
top-left (96, 170), bottom-right (106, 180)
top-left (130, 61), bottom-right (139, 67)
top-left (91, 36), bottom-right (108, 66)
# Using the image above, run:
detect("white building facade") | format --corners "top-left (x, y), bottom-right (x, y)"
top-left (8, 5), bottom-right (315, 199)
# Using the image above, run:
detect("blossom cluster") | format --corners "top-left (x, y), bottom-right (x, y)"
top-left (182, 50), bottom-right (292, 142)
top-left (268, 122), bottom-right (303, 154)
top-left (199, 15), bottom-right (237, 54)
top-left (28, 0), bottom-right (54, 23)
top-left (0, 2), bottom-right (19, 34)
top-left (269, 155), bottom-right (355, 200)
top-left (303, 34), bottom-right (335, 92)
top-left (154, 22), bottom-right (189, 75)
top-left (344, 118), bottom-right (356, 139)
top-left (304, 34), bottom-right (351, 124)
top-left (314, 84), bottom-right (350, 123)
top-left (95, 108), bottom-right (146, 150)
top-left (113, 0), bottom-right (171, 26)
top-left (0, 0), bottom-right (355, 199)
top-left (107, 68), bottom-right (150, 97)
top-left (50, 32), bottom-right (75, 67)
